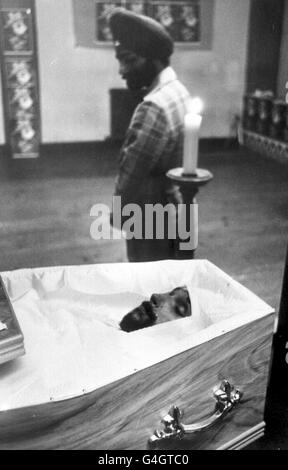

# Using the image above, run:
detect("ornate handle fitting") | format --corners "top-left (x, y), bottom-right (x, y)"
top-left (149, 380), bottom-right (242, 446)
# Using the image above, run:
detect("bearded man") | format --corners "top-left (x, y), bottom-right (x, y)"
top-left (109, 8), bottom-right (192, 262)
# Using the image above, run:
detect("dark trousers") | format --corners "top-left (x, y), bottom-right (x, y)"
top-left (126, 238), bottom-right (175, 262)
top-left (126, 238), bottom-right (195, 262)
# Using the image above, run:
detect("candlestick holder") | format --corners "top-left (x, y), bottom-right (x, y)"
top-left (166, 167), bottom-right (213, 260)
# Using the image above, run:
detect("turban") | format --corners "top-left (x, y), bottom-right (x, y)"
top-left (109, 8), bottom-right (174, 60)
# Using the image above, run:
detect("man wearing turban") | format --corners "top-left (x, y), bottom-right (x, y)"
top-left (109, 8), bottom-right (191, 262)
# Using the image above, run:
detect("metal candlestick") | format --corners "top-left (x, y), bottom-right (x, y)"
top-left (166, 167), bottom-right (213, 260)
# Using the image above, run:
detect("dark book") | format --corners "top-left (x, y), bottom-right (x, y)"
top-left (0, 275), bottom-right (25, 364)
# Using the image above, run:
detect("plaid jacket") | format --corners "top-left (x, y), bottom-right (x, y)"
top-left (114, 67), bottom-right (191, 209)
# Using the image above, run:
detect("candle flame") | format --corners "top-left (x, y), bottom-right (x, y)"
top-left (184, 113), bottom-right (202, 127)
top-left (187, 97), bottom-right (204, 115)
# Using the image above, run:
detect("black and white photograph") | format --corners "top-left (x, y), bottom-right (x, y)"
top-left (0, 0), bottom-right (287, 453)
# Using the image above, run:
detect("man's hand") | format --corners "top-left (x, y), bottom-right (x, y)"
top-left (166, 185), bottom-right (183, 205)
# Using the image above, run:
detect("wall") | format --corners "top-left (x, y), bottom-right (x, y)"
top-left (173, 0), bottom-right (250, 138)
top-left (0, 0), bottom-right (250, 144)
top-left (277, 0), bottom-right (288, 99)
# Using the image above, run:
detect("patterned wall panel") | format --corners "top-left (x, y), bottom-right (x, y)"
top-left (0, 0), bottom-right (40, 159)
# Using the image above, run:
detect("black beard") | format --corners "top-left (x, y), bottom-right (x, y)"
top-left (125, 60), bottom-right (158, 91)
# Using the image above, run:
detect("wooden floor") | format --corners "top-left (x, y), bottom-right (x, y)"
top-left (0, 141), bottom-right (287, 450)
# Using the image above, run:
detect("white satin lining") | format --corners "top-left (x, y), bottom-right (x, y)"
top-left (0, 260), bottom-right (272, 411)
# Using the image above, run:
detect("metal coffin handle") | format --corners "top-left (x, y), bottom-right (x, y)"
top-left (148, 380), bottom-right (242, 447)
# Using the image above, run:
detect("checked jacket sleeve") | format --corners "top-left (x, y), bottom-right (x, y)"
top-left (114, 100), bottom-right (171, 205)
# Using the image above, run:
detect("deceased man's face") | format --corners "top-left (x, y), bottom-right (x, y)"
top-left (119, 287), bottom-right (191, 332)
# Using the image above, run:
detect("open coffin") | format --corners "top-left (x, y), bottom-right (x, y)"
top-left (0, 260), bottom-right (275, 449)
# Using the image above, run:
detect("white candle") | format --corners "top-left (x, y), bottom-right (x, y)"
top-left (183, 112), bottom-right (202, 175)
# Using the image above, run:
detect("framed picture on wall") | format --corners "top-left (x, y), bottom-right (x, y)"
top-left (95, 1), bottom-right (122, 42)
top-left (93, 0), bottom-right (213, 49)
top-left (0, 7), bottom-right (33, 54)
top-left (149, 1), bottom-right (200, 43)
top-left (125, 1), bottom-right (147, 15)
top-left (72, 0), bottom-right (213, 50)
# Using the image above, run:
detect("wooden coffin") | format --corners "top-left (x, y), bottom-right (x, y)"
top-left (0, 276), bottom-right (25, 365)
top-left (0, 260), bottom-right (275, 450)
